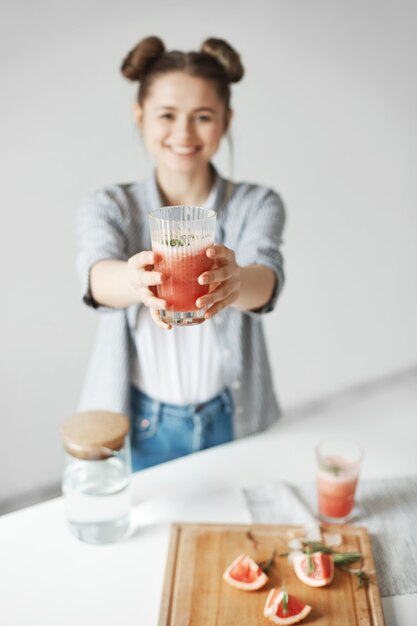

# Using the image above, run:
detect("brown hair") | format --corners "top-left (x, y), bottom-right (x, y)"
top-left (120, 36), bottom-right (244, 111)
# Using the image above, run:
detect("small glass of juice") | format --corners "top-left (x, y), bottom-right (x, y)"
top-left (316, 438), bottom-right (364, 523)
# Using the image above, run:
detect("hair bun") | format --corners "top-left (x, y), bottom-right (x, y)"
top-left (201, 38), bottom-right (244, 83)
top-left (121, 36), bottom-right (165, 82)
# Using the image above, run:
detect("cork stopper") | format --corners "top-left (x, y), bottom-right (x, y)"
top-left (61, 410), bottom-right (130, 460)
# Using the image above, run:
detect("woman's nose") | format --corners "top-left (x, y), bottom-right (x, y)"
top-left (172, 115), bottom-right (194, 141)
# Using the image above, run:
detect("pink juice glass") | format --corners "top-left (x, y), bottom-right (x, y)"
top-left (316, 438), bottom-right (364, 523)
top-left (148, 205), bottom-right (216, 326)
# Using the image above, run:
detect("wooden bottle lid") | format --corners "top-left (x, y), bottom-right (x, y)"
top-left (61, 410), bottom-right (130, 460)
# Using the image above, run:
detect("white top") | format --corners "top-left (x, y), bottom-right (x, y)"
top-left (132, 310), bottom-right (224, 404)
top-left (132, 181), bottom-right (225, 404)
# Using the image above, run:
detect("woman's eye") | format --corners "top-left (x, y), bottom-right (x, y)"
top-left (195, 114), bottom-right (212, 122)
top-left (159, 113), bottom-right (174, 120)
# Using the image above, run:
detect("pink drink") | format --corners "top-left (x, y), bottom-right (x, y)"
top-left (315, 439), bottom-right (363, 522)
top-left (148, 205), bottom-right (216, 326)
top-left (317, 456), bottom-right (359, 519)
top-left (154, 246), bottom-right (212, 312)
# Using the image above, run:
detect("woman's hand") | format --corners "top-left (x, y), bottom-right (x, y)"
top-left (127, 251), bottom-right (172, 330)
top-left (196, 245), bottom-right (241, 319)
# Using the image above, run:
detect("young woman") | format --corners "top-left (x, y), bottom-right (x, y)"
top-left (76, 36), bottom-right (285, 471)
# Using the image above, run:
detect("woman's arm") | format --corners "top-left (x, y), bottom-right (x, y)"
top-left (89, 253), bottom-right (171, 329)
top-left (234, 264), bottom-right (276, 312)
top-left (90, 259), bottom-right (139, 309)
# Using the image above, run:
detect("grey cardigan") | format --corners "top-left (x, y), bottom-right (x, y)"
top-left (76, 169), bottom-right (285, 438)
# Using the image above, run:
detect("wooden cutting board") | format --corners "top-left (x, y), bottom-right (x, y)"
top-left (158, 523), bottom-right (385, 626)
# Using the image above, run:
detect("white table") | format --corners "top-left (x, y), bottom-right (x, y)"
top-left (1, 375), bottom-right (416, 625)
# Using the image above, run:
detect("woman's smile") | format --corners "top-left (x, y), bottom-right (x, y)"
top-left (166, 144), bottom-right (202, 156)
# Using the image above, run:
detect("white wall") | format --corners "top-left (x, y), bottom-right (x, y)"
top-left (1, 0), bottom-right (416, 504)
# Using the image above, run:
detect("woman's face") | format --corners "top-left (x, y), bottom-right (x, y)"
top-left (135, 72), bottom-right (231, 175)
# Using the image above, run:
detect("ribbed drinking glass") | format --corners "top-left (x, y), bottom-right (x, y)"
top-left (148, 206), bottom-right (216, 326)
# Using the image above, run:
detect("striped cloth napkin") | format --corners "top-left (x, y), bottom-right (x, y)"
top-left (243, 475), bottom-right (417, 597)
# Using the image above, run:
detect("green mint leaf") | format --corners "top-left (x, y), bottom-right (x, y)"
top-left (333, 552), bottom-right (362, 566)
top-left (302, 541), bottom-right (334, 554)
top-left (259, 549), bottom-right (277, 574)
top-left (337, 564), bottom-right (370, 589)
top-left (306, 548), bottom-right (315, 575)
top-left (282, 584), bottom-right (288, 615)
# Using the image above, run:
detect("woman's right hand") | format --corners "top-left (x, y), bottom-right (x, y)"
top-left (127, 251), bottom-right (172, 330)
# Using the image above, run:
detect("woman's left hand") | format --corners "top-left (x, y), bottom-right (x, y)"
top-left (196, 245), bottom-right (241, 319)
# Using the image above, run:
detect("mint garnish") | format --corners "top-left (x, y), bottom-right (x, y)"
top-left (163, 233), bottom-right (196, 247)
top-left (282, 584), bottom-right (289, 615)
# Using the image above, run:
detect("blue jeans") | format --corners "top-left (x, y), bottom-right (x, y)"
top-left (129, 386), bottom-right (234, 471)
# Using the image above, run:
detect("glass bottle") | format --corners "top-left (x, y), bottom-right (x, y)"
top-left (61, 410), bottom-right (132, 544)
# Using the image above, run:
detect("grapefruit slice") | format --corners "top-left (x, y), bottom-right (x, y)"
top-left (293, 551), bottom-right (334, 587)
top-left (223, 554), bottom-right (268, 590)
top-left (264, 588), bottom-right (312, 625)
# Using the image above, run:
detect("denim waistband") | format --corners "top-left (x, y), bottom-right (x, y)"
top-left (130, 385), bottom-right (233, 418)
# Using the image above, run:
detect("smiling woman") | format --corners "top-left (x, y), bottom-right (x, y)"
top-left (124, 36), bottom-right (240, 203)
top-left (76, 36), bottom-right (286, 472)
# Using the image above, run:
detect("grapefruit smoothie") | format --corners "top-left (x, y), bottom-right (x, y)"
top-left (315, 439), bottom-right (363, 523)
top-left (148, 205), bottom-right (216, 325)
top-left (153, 241), bottom-right (213, 314)
top-left (317, 457), bottom-right (358, 519)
